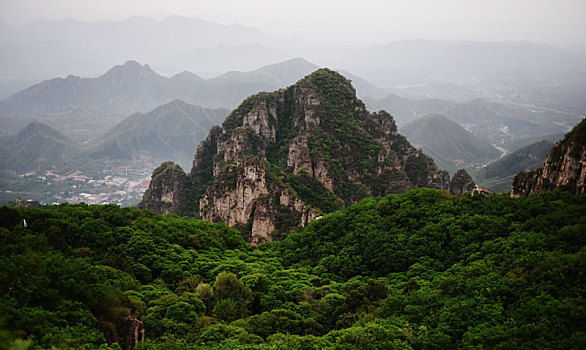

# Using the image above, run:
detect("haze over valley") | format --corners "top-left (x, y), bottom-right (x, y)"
top-left (0, 1), bottom-right (584, 214)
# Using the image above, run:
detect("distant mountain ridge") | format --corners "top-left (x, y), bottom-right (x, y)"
top-left (0, 58), bottom-right (322, 135)
top-left (399, 114), bottom-right (501, 173)
top-left (472, 140), bottom-right (554, 193)
top-left (0, 16), bottom-right (277, 81)
top-left (0, 121), bottom-right (77, 173)
top-left (87, 100), bottom-right (229, 170)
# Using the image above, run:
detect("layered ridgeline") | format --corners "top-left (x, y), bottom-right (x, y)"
top-left (399, 114), bottom-right (501, 173)
top-left (512, 118), bottom-right (586, 197)
top-left (87, 99), bottom-right (228, 170)
top-left (139, 69), bottom-right (472, 243)
top-left (0, 58), bottom-right (319, 135)
top-left (473, 140), bottom-right (553, 193)
top-left (0, 121), bottom-right (78, 173)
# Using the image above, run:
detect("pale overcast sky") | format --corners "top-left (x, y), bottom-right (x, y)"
top-left (1, 0), bottom-right (585, 48)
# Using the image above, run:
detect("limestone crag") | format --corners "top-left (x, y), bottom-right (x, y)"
top-left (140, 68), bottom-right (467, 243)
top-left (512, 119), bottom-right (586, 197)
top-left (200, 158), bottom-right (317, 244)
top-left (287, 135), bottom-right (312, 174)
top-left (138, 161), bottom-right (189, 215)
top-left (450, 169), bottom-right (476, 195)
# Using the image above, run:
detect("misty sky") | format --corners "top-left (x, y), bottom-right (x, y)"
top-left (1, 0), bottom-right (585, 48)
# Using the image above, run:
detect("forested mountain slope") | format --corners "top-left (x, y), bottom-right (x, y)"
top-left (139, 69), bottom-right (472, 243)
top-left (1, 189), bottom-right (585, 349)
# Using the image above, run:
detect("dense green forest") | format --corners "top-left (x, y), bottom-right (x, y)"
top-left (1, 189), bottom-right (585, 349)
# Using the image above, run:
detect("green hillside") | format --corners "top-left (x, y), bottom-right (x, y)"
top-left (1, 188), bottom-right (585, 349)
top-left (400, 114), bottom-right (501, 173)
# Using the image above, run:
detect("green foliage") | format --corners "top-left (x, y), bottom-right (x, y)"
top-left (1, 189), bottom-right (586, 348)
top-left (285, 170), bottom-right (343, 213)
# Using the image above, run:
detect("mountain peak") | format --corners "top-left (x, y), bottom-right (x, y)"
top-left (256, 57), bottom-right (317, 72)
top-left (171, 70), bottom-right (204, 82)
top-left (296, 68), bottom-right (357, 103)
top-left (100, 60), bottom-right (158, 81)
top-left (140, 68), bottom-right (461, 243)
top-left (16, 121), bottom-right (68, 142)
top-left (300, 68), bottom-right (351, 85)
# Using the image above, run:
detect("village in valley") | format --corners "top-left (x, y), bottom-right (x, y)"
top-left (3, 162), bottom-right (154, 207)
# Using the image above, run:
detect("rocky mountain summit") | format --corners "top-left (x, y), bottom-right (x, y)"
top-left (449, 169), bottom-right (476, 195)
top-left (140, 69), bottom-right (473, 243)
top-left (512, 118), bottom-right (586, 197)
top-left (137, 161), bottom-right (189, 215)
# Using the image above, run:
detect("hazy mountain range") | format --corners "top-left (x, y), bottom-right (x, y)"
top-left (0, 99), bottom-right (229, 205)
top-left (3, 56), bottom-right (576, 153)
top-left (0, 41), bottom-right (584, 204)
top-left (2, 16), bottom-right (585, 109)
top-left (0, 58), bottom-right (320, 137)
top-left (1, 100), bottom-right (227, 172)
top-left (399, 114), bottom-right (501, 173)
top-left (472, 140), bottom-right (555, 193)
top-left (0, 121), bottom-right (78, 174)
top-left (0, 16), bottom-right (277, 90)
top-left (87, 100), bottom-right (228, 170)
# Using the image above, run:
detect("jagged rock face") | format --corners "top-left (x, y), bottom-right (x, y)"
top-left (450, 169), bottom-right (476, 195)
top-left (512, 118), bottom-right (586, 197)
top-left (190, 69), bottom-right (452, 242)
top-left (200, 158), bottom-right (318, 244)
top-left (141, 68), bottom-right (455, 243)
top-left (138, 161), bottom-right (190, 215)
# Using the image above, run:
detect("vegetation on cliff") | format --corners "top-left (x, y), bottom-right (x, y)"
top-left (512, 118), bottom-right (586, 196)
top-left (141, 69), bottom-right (458, 242)
top-left (138, 162), bottom-right (190, 216)
top-left (2, 188), bottom-right (585, 349)
top-left (472, 140), bottom-right (553, 193)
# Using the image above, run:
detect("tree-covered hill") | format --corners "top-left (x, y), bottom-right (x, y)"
top-left (1, 189), bottom-right (585, 349)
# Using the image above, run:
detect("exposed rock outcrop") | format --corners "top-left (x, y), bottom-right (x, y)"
top-left (199, 157), bottom-right (318, 244)
top-left (126, 316), bottom-right (145, 349)
top-left (512, 118), bottom-right (586, 197)
top-left (140, 69), bottom-right (462, 243)
top-left (137, 161), bottom-right (190, 215)
top-left (450, 169), bottom-right (476, 195)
